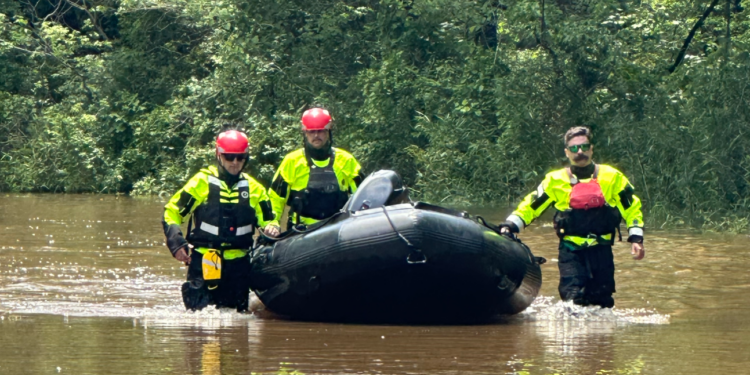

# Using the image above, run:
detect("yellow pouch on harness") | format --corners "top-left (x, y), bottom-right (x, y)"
top-left (202, 250), bottom-right (222, 289)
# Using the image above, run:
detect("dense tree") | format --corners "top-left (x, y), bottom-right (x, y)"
top-left (1, 0), bottom-right (749, 230)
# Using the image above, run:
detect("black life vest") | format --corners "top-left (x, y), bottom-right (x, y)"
top-left (554, 164), bottom-right (621, 241)
top-left (187, 173), bottom-right (258, 250)
top-left (289, 150), bottom-right (349, 221)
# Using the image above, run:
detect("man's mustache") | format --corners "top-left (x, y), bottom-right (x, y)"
top-left (574, 154), bottom-right (590, 162)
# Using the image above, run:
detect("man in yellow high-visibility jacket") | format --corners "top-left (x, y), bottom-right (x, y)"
top-left (502, 126), bottom-right (645, 308)
top-left (162, 130), bottom-right (280, 312)
top-left (268, 108), bottom-right (364, 228)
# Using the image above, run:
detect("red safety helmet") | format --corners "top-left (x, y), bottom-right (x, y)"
top-left (301, 108), bottom-right (332, 131)
top-left (216, 130), bottom-right (249, 154)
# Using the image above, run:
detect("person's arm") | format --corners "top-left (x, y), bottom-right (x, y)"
top-left (162, 172), bottom-right (208, 263)
top-left (505, 174), bottom-right (556, 233)
top-left (268, 157), bottom-right (293, 225)
top-left (346, 156), bottom-right (364, 194)
top-left (248, 178), bottom-right (280, 237)
top-left (613, 172), bottom-right (645, 259)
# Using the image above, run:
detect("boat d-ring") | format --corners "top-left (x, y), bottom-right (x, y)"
top-left (407, 250), bottom-right (427, 264)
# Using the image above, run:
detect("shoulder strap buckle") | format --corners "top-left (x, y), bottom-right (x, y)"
top-left (566, 167), bottom-right (578, 185)
top-left (567, 163), bottom-right (599, 184)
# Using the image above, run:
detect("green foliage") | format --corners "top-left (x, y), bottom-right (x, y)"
top-left (1, 0), bottom-right (749, 230)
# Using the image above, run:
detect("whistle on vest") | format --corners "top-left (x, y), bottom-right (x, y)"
top-left (202, 249), bottom-right (222, 290)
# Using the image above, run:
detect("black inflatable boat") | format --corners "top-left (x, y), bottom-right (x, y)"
top-left (249, 171), bottom-right (543, 324)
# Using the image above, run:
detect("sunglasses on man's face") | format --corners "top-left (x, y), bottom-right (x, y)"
top-left (567, 143), bottom-right (592, 153)
top-left (222, 154), bottom-right (247, 162)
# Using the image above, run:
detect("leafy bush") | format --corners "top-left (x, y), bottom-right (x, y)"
top-left (1, 0), bottom-right (749, 230)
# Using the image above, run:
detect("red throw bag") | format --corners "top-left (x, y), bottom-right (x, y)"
top-left (568, 165), bottom-right (606, 210)
top-left (570, 180), bottom-right (606, 210)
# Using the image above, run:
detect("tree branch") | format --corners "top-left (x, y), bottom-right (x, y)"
top-left (668, 0), bottom-right (720, 74)
top-left (540, 0), bottom-right (546, 33)
top-left (725, 0), bottom-right (731, 66)
top-left (65, 0), bottom-right (109, 41)
top-left (537, 0), bottom-right (563, 77)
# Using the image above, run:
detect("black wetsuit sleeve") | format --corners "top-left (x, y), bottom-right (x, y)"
top-left (353, 170), bottom-right (366, 187)
top-left (162, 220), bottom-right (188, 255)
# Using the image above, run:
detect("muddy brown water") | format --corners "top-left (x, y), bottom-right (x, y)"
top-left (0, 194), bottom-right (748, 374)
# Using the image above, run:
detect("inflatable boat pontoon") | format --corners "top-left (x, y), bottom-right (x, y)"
top-left (249, 171), bottom-right (544, 323)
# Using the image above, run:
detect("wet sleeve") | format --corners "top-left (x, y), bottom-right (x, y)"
top-left (162, 173), bottom-right (207, 254)
top-left (268, 157), bottom-right (292, 223)
top-left (613, 172), bottom-right (644, 242)
top-left (162, 222), bottom-right (188, 255)
top-left (347, 157), bottom-right (364, 194)
top-left (251, 181), bottom-right (280, 229)
top-left (506, 174), bottom-right (556, 233)
top-left (163, 173), bottom-right (207, 225)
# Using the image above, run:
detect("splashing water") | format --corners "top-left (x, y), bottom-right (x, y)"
top-left (520, 296), bottom-right (670, 325)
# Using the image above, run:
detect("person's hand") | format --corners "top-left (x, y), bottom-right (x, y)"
top-left (264, 225), bottom-right (280, 237)
top-left (174, 246), bottom-right (191, 264)
top-left (497, 222), bottom-right (518, 235)
top-left (631, 242), bottom-right (645, 260)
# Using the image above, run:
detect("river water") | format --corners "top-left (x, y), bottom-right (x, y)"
top-left (0, 194), bottom-right (748, 374)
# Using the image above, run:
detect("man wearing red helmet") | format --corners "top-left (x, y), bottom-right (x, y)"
top-left (162, 130), bottom-right (281, 312)
top-left (269, 108), bottom-right (365, 227)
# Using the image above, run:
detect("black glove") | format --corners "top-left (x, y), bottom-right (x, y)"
top-left (500, 221), bottom-right (520, 234)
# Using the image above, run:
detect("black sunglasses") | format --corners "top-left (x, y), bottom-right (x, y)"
top-left (222, 154), bottom-right (247, 162)
top-left (567, 143), bottom-right (592, 153)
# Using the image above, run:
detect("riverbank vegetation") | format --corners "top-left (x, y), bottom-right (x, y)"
top-left (1, 0), bottom-right (749, 231)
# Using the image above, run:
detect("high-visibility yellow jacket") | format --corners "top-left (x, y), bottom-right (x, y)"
top-left (506, 163), bottom-right (644, 249)
top-left (163, 165), bottom-right (279, 259)
top-left (268, 147), bottom-right (363, 226)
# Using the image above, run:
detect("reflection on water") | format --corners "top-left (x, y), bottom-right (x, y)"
top-left (1, 194), bottom-right (749, 374)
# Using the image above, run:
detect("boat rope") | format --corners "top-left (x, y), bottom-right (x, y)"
top-left (475, 216), bottom-right (546, 265)
top-left (381, 207), bottom-right (426, 264)
top-left (476, 215), bottom-right (518, 240)
top-left (249, 211), bottom-right (346, 261)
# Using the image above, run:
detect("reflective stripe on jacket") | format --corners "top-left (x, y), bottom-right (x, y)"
top-left (268, 147), bottom-right (362, 225)
top-left (506, 164), bottom-right (644, 248)
top-left (163, 165), bottom-right (278, 259)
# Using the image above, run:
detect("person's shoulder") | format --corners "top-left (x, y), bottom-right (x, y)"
top-left (596, 164), bottom-right (633, 187)
top-left (241, 174), bottom-right (268, 190)
top-left (333, 147), bottom-right (358, 162)
top-left (545, 167), bottom-right (569, 180)
top-left (278, 149), bottom-right (307, 178)
top-left (277, 149), bottom-right (305, 169)
top-left (597, 164), bottom-right (626, 177)
top-left (176, 166), bottom-right (214, 195)
top-left (284, 148), bottom-right (308, 167)
top-left (282, 148), bottom-right (306, 161)
top-left (189, 166), bottom-right (215, 181)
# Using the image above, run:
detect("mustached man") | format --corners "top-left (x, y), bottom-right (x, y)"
top-left (502, 126), bottom-right (645, 308)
